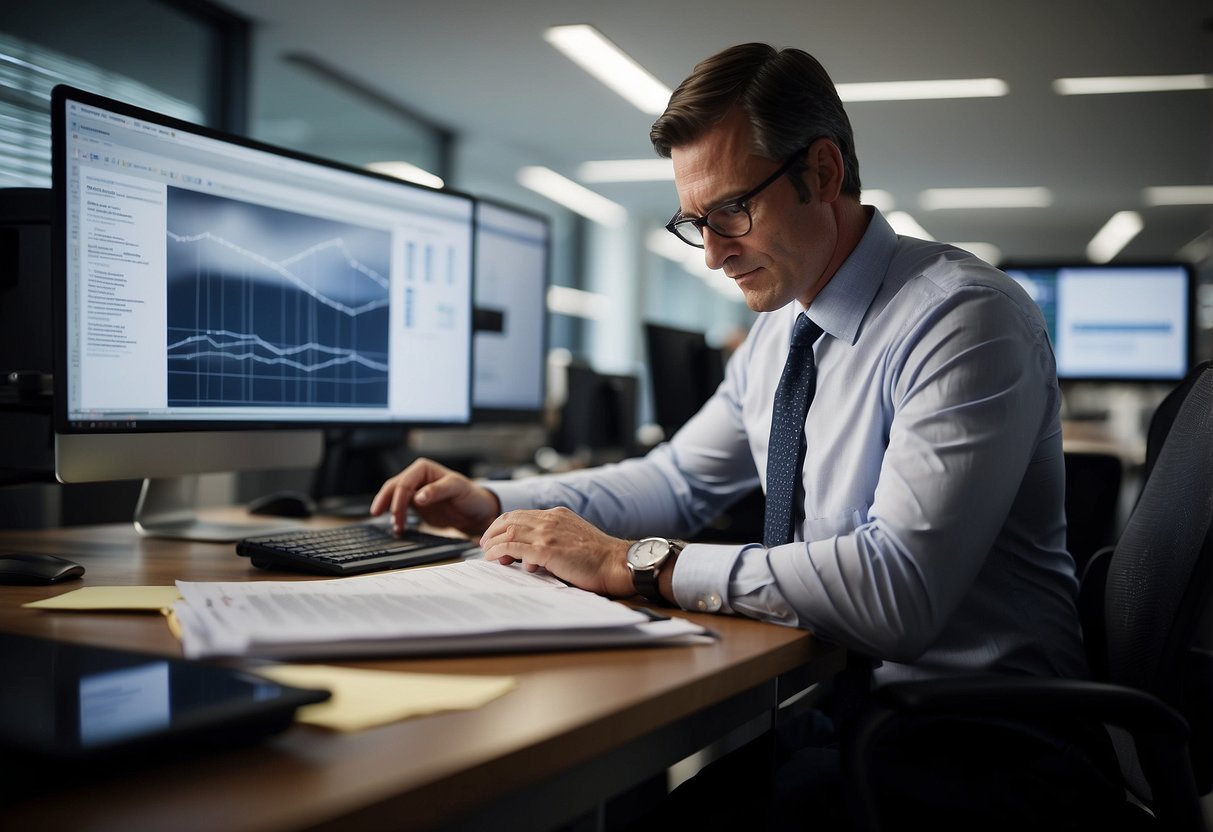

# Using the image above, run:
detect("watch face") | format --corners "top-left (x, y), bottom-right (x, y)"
top-left (628, 538), bottom-right (668, 569)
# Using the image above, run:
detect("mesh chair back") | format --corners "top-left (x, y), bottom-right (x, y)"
top-left (1105, 362), bottom-right (1213, 699)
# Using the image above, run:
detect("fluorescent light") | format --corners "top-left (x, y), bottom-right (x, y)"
top-left (365, 161), bottom-right (444, 189)
top-left (578, 158), bottom-right (674, 183)
top-left (1086, 211), bottom-right (1143, 264)
top-left (546, 285), bottom-right (610, 319)
top-left (919, 187), bottom-right (1053, 210)
top-left (544, 24), bottom-right (671, 115)
top-left (517, 166), bottom-right (628, 226)
top-left (837, 78), bottom-right (1008, 102)
top-left (949, 242), bottom-right (1002, 265)
top-left (1054, 74), bottom-right (1213, 95)
top-left (645, 229), bottom-right (744, 300)
top-left (646, 228), bottom-right (694, 263)
top-left (1143, 185), bottom-right (1213, 206)
top-left (885, 211), bottom-right (935, 241)
top-left (1178, 230), bottom-right (1211, 265)
top-left (861, 189), bottom-right (895, 212)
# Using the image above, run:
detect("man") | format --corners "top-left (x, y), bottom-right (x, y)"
top-left (374, 43), bottom-right (1120, 828)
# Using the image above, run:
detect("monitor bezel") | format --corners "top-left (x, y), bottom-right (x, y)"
top-left (470, 196), bottom-right (551, 424)
top-left (1001, 260), bottom-right (1197, 384)
top-left (51, 84), bottom-right (477, 436)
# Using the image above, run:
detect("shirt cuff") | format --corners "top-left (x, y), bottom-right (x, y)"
top-left (672, 542), bottom-right (752, 614)
top-left (482, 479), bottom-right (538, 514)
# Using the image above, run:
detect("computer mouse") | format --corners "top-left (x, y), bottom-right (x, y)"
top-left (247, 491), bottom-right (317, 518)
top-left (0, 551), bottom-right (86, 585)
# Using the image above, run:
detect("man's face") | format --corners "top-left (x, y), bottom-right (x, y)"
top-left (670, 110), bottom-right (838, 312)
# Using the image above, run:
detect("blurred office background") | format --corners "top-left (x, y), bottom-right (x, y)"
top-left (1, 0), bottom-right (1211, 528)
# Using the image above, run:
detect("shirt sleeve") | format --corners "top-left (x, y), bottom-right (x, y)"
top-left (698, 286), bottom-right (1059, 659)
top-left (487, 342), bottom-right (763, 542)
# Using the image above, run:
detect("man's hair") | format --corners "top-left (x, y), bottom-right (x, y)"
top-left (650, 43), bottom-right (861, 197)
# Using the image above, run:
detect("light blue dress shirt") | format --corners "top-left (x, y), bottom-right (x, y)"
top-left (490, 208), bottom-right (1087, 686)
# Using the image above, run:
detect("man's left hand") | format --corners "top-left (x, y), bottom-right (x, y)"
top-left (479, 507), bottom-right (635, 598)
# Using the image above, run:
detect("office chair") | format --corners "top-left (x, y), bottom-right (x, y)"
top-left (843, 360), bottom-right (1213, 831)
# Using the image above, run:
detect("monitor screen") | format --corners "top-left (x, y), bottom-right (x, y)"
top-left (1003, 263), bottom-right (1194, 382)
top-left (644, 322), bottom-right (725, 438)
top-left (554, 363), bottom-right (638, 462)
top-left (51, 85), bottom-right (475, 539)
top-left (472, 199), bottom-right (549, 419)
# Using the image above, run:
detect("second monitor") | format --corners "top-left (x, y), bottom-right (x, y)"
top-left (472, 199), bottom-right (550, 421)
top-left (644, 323), bottom-right (725, 439)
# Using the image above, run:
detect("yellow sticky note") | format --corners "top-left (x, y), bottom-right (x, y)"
top-left (255, 664), bottom-right (516, 732)
top-left (22, 586), bottom-right (181, 611)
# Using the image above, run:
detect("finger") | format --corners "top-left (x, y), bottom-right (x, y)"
top-left (379, 459), bottom-right (446, 529)
top-left (480, 511), bottom-right (531, 549)
top-left (414, 471), bottom-right (472, 507)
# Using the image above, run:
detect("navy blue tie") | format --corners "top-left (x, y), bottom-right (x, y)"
top-left (764, 314), bottom-right (823, 547)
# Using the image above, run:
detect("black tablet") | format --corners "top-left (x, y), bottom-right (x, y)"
top-left (0, 632), bottom-right (329, 761)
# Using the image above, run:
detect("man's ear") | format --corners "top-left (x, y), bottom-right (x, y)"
top-left (807, 137), bottom-right (845, 203)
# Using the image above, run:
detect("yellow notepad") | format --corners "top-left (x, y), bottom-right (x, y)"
top-left (254, 664), bottom-right (516, 732)
top-left (22, 585), bottom-right (181, 611)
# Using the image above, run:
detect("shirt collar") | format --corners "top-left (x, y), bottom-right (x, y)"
top-left (796, 207), bottom-right (897, 346)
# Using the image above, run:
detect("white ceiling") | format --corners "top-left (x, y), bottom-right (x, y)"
top-left (219, 0), bottom-right (1212, 265)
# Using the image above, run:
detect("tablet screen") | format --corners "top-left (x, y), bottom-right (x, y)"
top-left (0, 632), bottom-right (328, 760)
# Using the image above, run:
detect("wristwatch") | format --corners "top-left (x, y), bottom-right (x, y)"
top-left (626, 537), bottom-right (683, 604)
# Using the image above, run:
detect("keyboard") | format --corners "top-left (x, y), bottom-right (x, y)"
top-left (236, 523), bottom-right (477, 576)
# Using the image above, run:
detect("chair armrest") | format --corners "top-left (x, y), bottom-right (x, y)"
top-left (842, 676), bottom-right (1201, 832)
top-left (866, 675), bottom-right (1188, 738)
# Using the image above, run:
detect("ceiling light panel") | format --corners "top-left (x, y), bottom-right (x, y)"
top-left (837, 78), bottom-right (1008, 102)
top-left (517, 166), bottom-right (628, 227)
top-left (1143, 186), bottom-right (1213, 206)
top-left (578, 158), bottom-right (674, 183)
top-left (860, 189), bottom-right (895, 212)
top-left (364, 161), bottom-right (444, 189)
top-left (544, 24), bottom-right (671, 115)
top-left (885, 211), bottom-right (935, 241)
top-left (1086, 211), bottom-right (1143, 264)
top-left (919, 187), bottom-right (1053, 210)
top-left (1053, 74), bottom-right (1213, 95)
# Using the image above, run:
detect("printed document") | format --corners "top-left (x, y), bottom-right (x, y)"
top-left (175, 559), bottom-right (710, 659)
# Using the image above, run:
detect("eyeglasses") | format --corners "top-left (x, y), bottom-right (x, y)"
top-left (665, 147), bottom-right (808, 248)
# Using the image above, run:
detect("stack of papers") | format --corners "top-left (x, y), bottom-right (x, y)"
top-left (174, 559), bottom-right (711, 659)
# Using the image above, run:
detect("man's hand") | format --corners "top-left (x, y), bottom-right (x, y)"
top-left (370, 458), bottom-right (501, 537)
top-left (479, 507), bottom-right (635, 598)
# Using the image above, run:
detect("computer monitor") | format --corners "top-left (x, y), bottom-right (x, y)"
top-left (554, 362), bottom-right (638, 463)
top-left (1002, 263), bottom-right (1195, 382)
top-left (51, 85), bottom-right (475, 540)
top-left (472, 199), bottom-right (550, 421)
top-left (644, 322), bottom-right (725, 438)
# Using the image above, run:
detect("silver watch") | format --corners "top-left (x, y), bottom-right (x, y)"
top-left (626, 537), bottom-right (683, 604)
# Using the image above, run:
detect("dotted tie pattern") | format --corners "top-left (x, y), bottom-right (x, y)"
top-left (763, 314), bottom-right (823, 548)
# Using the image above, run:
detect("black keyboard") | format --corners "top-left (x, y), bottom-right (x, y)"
top-left (236, 523), bottom-right (477, 576)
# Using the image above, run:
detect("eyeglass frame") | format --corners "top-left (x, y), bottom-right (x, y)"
top-left (664, 146), bottom-right (810, 248)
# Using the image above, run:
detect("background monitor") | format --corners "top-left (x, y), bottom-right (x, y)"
top-left (1003, 262), bottom-right (1194, 383)
top-left (553, 362), bottom-right (638, 464)
top-left (52, 85), bottom-right (476, 539)
top-left (472, 199), bottom-right (550, 421)
top-left (644, 322), bottom-right (725, 439)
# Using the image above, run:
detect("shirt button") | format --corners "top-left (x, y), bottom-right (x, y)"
top-left (696, 593), bottom-right (722, 612)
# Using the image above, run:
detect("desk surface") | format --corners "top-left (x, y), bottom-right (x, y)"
top-left (0, 513), bottom-right (842, 832)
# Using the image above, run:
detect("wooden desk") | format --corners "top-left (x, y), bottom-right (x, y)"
top-left (0, 515), bottom-right (842, 832)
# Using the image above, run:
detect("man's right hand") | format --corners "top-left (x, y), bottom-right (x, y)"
top-left (370, 458), bottom-right (502, 538)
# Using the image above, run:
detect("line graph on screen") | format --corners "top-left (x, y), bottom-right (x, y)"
top-left (165, 188), bottom-right (391, 408)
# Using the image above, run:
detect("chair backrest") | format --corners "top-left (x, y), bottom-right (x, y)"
top-left (1100, 360), bottom-right (1213, 797)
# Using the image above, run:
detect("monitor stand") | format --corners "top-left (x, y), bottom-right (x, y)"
top-left (133, 476), bottom-right (301, 542)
